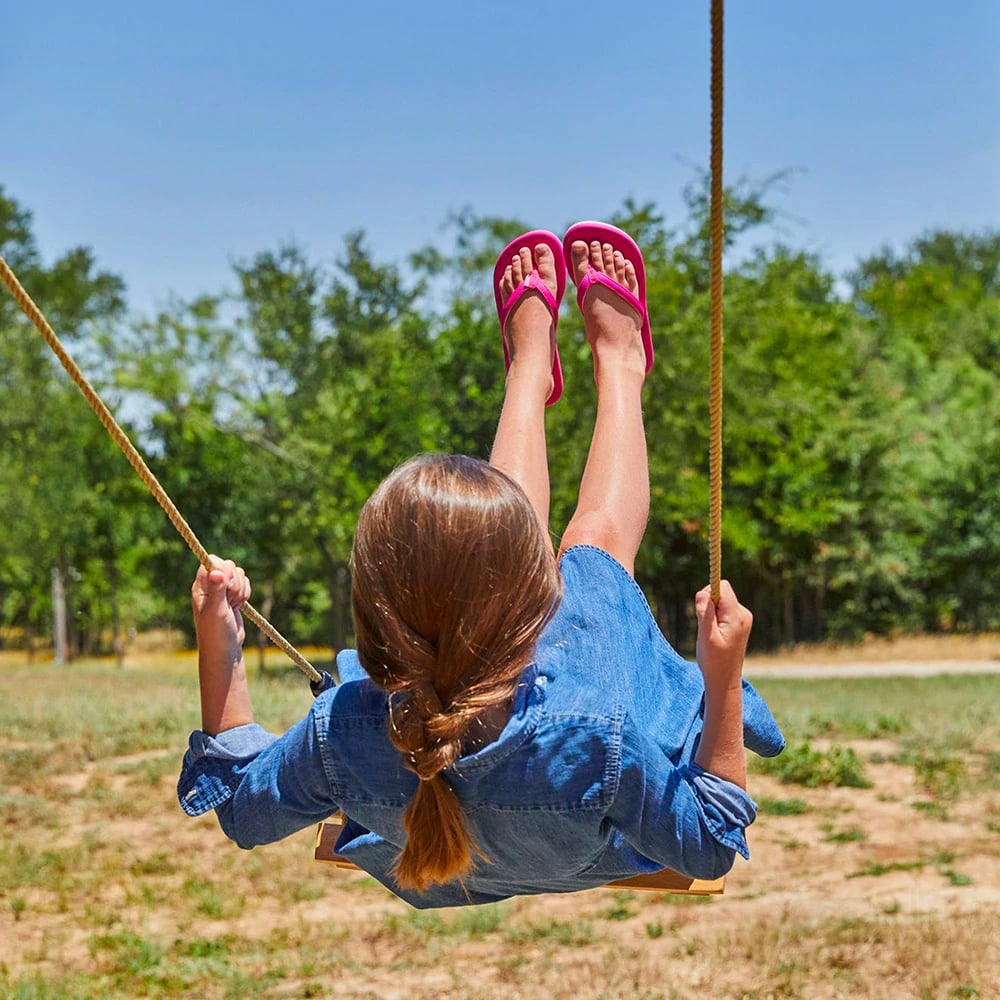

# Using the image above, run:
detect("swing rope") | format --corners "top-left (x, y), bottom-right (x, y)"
top-left (0, 254), bottom-right (322, 685)
top-left (708, 0), bottom-right (725, 605)
top-left (2, 3), bottom-right (726, 675)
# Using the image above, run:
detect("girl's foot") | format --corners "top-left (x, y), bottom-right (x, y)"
top-left (569, 240), bottom-right (646, 379)
top-left (499, 243), bottom-right (560, 400)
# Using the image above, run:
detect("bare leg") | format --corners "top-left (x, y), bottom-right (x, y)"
top-left (489, 242), bottom-right (559, 541)
top-left (559, 240), bottom-right (649, 575)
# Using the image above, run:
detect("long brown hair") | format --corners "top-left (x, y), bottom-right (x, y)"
top-left (351, 454), bottom-right (561, 891)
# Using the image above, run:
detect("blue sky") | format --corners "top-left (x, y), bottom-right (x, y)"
top-left (3, 1), bottom-right (998, 315)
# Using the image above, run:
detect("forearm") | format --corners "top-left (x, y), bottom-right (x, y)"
top-left (198, 641), bottom-right (255, 736)
top-left (694, 680), bottom-right (747, 789)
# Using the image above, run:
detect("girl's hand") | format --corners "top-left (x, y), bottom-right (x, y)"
top-left (191, 557), bottom-right (251, 668)
top-left (695, 580), bottom-right (753, 689)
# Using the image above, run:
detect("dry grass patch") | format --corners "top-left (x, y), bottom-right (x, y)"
top-left (1, 664), bottom-right (999, 999)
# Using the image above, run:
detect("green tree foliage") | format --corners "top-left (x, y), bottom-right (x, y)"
top-left (0, 187), bottom-right (142, 656)
top-left (3, 182), bottom-right (999, 659)
top-left (234, 236), bottom-right (442, 647)
top-left (850, 231), bottom-right (1000, 632)
top-left (100, 294), bottom-right (273, 640)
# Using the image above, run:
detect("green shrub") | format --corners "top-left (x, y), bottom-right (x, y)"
top-left (755, 742), bottom-right (871, 788)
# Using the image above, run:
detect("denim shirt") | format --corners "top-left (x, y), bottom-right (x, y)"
top-left (178, 545), bottom-right (785, 909)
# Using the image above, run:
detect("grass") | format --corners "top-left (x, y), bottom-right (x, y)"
top-left (890, 748), bottom-right (968, 799)
top-left (753, 741), bottom-right (871, 788)
top-left (0, 791), bottom-right (60, 830)
top-left (375, 903), bottom-right (508, 944)
top-left (823, 826), bottom-right (867, 843)
top-left (599, 890), bottom-right (637, 921)
top-left (940, 868), bottom-right (975, 886)
top-left (503, 918), bottom-right (595, 947)
top-left (0, 658), bottom-right (309, 752)
top-left (1, 661), bottom-right (999, 999)
top-left (752, 674), bottom-right (1000, 747)
top-left (847, 859), bottom-right (926, 879)
top-left (757, 796), bottom-right (810, 816)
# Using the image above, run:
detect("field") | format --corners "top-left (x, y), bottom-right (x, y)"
top-left (1, 649), bottom-right (998, 1000)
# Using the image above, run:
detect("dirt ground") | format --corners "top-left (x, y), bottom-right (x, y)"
top-left (1, 658), bottom-right (999, 999)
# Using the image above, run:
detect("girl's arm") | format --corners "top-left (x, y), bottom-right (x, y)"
top-left (191, 557), bottom-right (255, 736)
top-left (180, 558), bottom-right (339, 847)
top-left (693, 580), bottom-right (753, 789)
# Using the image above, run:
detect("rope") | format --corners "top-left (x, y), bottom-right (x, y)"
top-left (0, 254), bottom-right (322, 684)
top-left (708, 0), bottom-right (725, 605)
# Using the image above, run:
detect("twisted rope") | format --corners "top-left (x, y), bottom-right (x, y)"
top-left (708, 0), bottom-right (725, 604)
top-left (0, 254), bottom-right (321, 684)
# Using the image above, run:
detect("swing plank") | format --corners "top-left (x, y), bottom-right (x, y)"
top-left (314, 818), bottom-right (724, 895)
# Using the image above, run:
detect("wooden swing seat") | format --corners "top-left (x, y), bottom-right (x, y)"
top-left (314, 816), bottom-right (724, 895)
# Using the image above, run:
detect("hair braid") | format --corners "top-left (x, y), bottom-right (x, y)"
top-left (351, 454), bottom-right (561, 892)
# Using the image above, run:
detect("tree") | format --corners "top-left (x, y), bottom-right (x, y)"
top-left (7, 181), bottom-right (999, 657)
top-left (849, 229), bottom-right (1000, 632)
top-left (0, 187), bottom-right (133, 657)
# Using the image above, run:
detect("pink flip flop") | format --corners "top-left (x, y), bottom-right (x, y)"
top-left (562, 222), bottom-right (653, 372)
top-left (493, 230), bottom-right (566, 406)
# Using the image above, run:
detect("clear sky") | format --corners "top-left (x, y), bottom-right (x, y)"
top-left (3, 1), bottom-right (998, 315)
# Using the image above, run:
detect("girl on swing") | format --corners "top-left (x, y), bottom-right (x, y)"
top-left (179, 223), bottom-right (784, 909)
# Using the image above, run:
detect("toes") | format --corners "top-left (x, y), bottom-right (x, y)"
top-left (623, 259), bottom-right (638, 294)
top-left (570, 240), bottom-right (591, 284)
top-left (573, 237), bottom-right (638, 292)
top-left (601, 242), bottom-right (615, 274)
top-left (501, 264), bottom-right (515, 298)
top-left (510, 252), bottom-right (525, 288)
top-left (518, 247), bottom-right (533, 279)
top-left (534, 242), bottom-right (556, 285)
top-left (613, 250), bottom-right (627, 285)
top-left (590, 241), bottom-right (604, 274)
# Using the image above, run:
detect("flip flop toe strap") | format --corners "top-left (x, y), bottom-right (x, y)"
top-left (576, 268), bottom-right (646, 322)
top-left (499, 271), bottom-right (559, 331)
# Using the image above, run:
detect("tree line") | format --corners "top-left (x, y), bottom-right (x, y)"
top-left (1, 182), bottom-right (998, 660)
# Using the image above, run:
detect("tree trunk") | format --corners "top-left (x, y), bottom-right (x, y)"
top-left (109, 558), bottom-right (124, 666)
top-left (316, 537), bottom-right (350, 651)
top-left (783, 578), bottom-right (795, 647)
top-left (332, 564), bottom-right (349, 651)
top-left (255, 580), bottom-right (275, 677)
top-left (52, 565), bottom-right (69, 665)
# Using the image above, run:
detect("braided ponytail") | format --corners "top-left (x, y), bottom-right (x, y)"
top-left (384, 676), bottom-right (470, 889)
top-left (351, 455), bottom-right (560, 891)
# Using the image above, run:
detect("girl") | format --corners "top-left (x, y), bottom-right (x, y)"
top-left (179, 223), bottom-right (784, 909)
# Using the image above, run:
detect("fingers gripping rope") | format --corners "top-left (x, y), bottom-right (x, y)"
top-left (0, 254), bottom-right (322, 684)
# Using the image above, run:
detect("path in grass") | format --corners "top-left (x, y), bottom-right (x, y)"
top-left (746, 658), bottom-right (1000, 678)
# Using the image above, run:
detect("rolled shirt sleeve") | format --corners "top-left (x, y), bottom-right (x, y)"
top-left (177, 693), bottom-right (341, 848)
top-left (609, 713), bottom-right (758, 881)
top-left (178, 723), bottom-right (277, 816)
